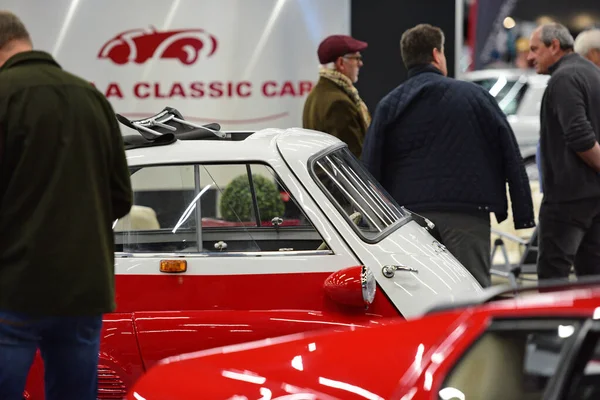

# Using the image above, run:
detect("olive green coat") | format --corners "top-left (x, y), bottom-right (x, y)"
top-left (0, 51), bottom-right (132, 316)
top-left (302, 77), bottom-right (367, 158)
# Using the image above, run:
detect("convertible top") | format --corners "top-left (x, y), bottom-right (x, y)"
top-left (117, 107), bottom-right (254, 150)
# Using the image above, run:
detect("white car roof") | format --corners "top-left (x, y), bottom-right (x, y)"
top-left (124, 127), bottom-right (341, 167)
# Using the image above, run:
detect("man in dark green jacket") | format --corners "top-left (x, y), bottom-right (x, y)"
top-left (0, 11), bottom-right (132, 400)
top-left (302, 34), bottom-right (371, 158)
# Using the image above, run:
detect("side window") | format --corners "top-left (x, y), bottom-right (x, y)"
top-left (312, 148), bottom-right (408, 242)
top-left (115, 163), bottom-right (328, 254)
top-left (244, 164), bottom-right (311, 226)
top-left (203, 163), bottom-right (326, 252)
top-left (439, 320), bottom-right (582, 400)
top-left (200, 164), bottom-right (259, 228)
top-left (115, 165), bottom-right (199, 253)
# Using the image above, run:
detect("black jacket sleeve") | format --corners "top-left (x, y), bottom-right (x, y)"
top-left (103, 100), bottom-right (133, 220)
top-left (482, 91), bottom-right (535, 229)
top-left (548, 73), bottom-right (597, 152)
top-left (361, 100), bottom-right (389, 181)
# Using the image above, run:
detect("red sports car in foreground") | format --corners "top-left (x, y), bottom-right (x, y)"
top-left (128, 279), bottom-right (600, 400)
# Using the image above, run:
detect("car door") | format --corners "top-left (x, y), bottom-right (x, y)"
top-left (114, 160), bottom-right (397, 369)
top-left (277, 134), bottom-right (483, 319)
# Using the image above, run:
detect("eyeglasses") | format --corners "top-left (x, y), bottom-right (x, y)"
top-left (343, 55), bottom-right (363, 62)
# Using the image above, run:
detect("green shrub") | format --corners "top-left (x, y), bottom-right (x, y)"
top-left (220, 174), bottom-right (284, 222)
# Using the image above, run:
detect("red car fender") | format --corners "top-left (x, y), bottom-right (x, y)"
top-left (133, 309), bottom-right (399, 370)
top-left (128, 311), bottom-right (466, 400)
top-left (129, 365), bottom-right (344, 400)
top-left (97, 313), bottom-right (145, 398)
top-left (24, 313), bottom-right (144, 400)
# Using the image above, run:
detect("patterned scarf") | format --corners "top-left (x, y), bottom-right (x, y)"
top-left (319, 67), bottom-right (371, 129)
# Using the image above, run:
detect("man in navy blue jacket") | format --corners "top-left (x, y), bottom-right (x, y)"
top-left (362, 23), bottom-right (534, 287)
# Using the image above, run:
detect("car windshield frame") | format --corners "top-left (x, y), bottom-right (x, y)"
top-left (308, 145), bottom-right (410, 244)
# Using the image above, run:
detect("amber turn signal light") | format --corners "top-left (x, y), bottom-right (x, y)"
top-left (160, 260), bottom-right (187, 273)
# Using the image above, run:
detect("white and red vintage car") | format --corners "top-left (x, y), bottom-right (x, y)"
top-left (24, 107), bottom-right (482, 399)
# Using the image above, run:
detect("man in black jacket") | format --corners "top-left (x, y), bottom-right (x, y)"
top-left (362, 24), bottom-right (534, 287)
top-left (527, 23), bottom-right (600, 280)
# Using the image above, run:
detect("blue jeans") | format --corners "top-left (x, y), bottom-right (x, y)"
top-left (0, 310), bottom-right (102, 400)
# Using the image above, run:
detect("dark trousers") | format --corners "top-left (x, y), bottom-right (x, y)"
top-left (537, 198), bottom-right (600, 280)
top-left (0, 310), bottom-right (102, 400)
top-left (420, 211), bottom-right (491, 287)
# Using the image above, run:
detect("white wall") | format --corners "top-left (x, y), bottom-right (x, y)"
top-left (5, 0), bottom-right (350, 131)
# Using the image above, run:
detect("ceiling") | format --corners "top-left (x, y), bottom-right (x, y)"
top-left (511, 0), bottom-right (600, 32)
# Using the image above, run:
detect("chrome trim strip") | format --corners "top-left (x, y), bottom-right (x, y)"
top-left (115, 250), bottom-right (334, 258)
top-left (194, 164), bottom-right (202, 246)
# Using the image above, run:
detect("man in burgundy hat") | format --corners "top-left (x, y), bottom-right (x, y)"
top-left (302, 34), bottom-right (370, 158)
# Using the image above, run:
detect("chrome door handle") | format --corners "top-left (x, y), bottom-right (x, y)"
top-left (382, 265), bottom-right (418, 278)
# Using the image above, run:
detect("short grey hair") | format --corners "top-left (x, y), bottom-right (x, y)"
top-left (540, 23), bottom-right (574, 51)
top-left (574, 28), bottom-right (600, 55)
top-left (0, 11), bottom-right (31, 50)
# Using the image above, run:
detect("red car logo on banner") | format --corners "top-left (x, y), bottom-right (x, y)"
top-left (98, 27), bottom-right (218, 65)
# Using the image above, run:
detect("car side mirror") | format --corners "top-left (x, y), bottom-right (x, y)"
top-left (324, 266), bottom-right (376, 308)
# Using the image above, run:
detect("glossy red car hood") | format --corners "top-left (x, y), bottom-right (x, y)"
top-left (130, 312), bottom-right (465, 400)
top-left (130, 285), bottom-right (600, 399)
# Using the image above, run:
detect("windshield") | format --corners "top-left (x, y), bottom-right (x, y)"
top-left (311, 147), bottom-right (408, 242)
top-left (473, 76), bottom-right (528, 116)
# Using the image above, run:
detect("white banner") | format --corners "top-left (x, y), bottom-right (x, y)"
top-left (5, 0), bottom-right (350, 130)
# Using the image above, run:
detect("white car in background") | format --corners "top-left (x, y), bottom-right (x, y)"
top-left (463, 69), bottom-right (549, 273)
top-left (463, 68), bottom-right (549, 181)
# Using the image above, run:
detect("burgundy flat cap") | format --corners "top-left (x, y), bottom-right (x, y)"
top-left (317, 34), bottom-right (368, 64)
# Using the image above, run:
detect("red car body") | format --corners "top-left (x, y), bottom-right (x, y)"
top-left (24, 268), bottom-right (399, 399)
top-left (127, 283), bottom-right (600, 400)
